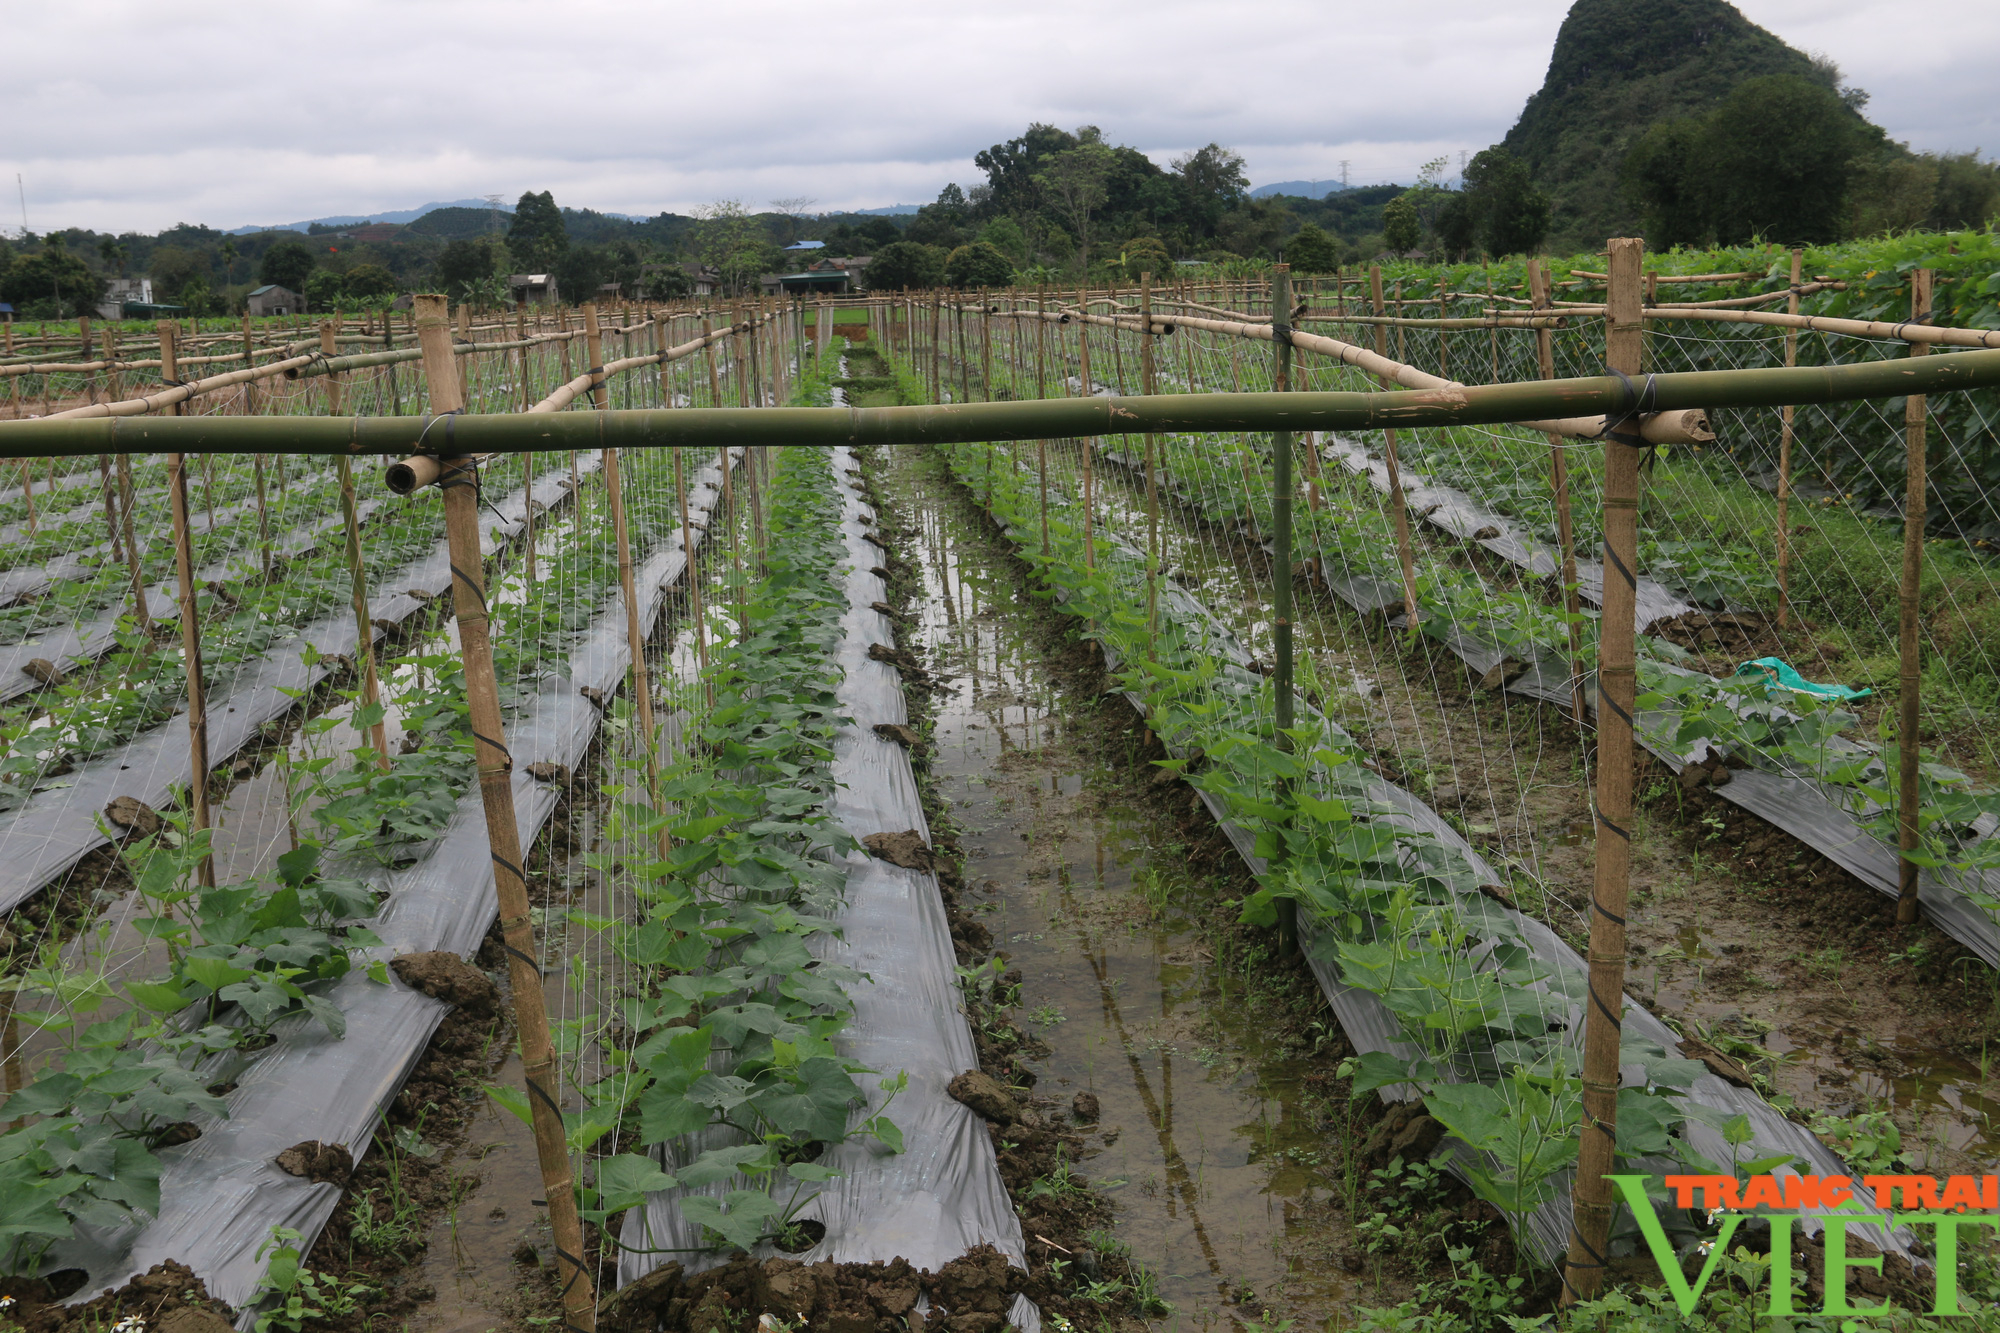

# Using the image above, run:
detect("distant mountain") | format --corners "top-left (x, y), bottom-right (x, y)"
top-left (851, 204), bottom-right (921, 216)
top-left (1501, 0), bottom-right (1846, 246)
top-left (1250, 180), bottom-right (1350, 200)
top-left (228, 198), bottom-right (650, 235)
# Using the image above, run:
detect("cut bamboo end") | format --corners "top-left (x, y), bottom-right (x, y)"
top-left (386, 455), bottom-right (441, 494)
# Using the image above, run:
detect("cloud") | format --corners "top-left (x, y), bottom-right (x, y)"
top-left (3, 0), bottom-right (1990, 234)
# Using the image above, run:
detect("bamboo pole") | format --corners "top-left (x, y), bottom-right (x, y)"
top-left (1897, 269), bottom-right (1932, 927)
top-left (1564, 237), bottom-right (1646, 1306)
top-left (1371, 266), bottom-right (1422, 629)
top-left (411, 295), bottom-right (596, 1333)
top-left (584, 304), bottom-right (607, 411)
top-left (517, 300), bottom-right (534, 413)
top-left (1271, 265), bottom-right (1297, 958)
top-left (1529, 260), bottom-right (1588, 725)
top-left (673, 448), bottom-right (707, 675)
top-left (115, 449), bottom-right (149, 633)
top-left (241, 312), bottom-right (257, 415)
top-left (24, 350), bottom-right (2000, 462)
top-left (1776, 249), bottom-right (1802, 630)
top-left (1140, 273), bottom-right (1160, 636)
top-left (338, 456), bottom-right (391, 771)
top-left (168, 447), bottom-right (214, 888)
top-left (603, 441), bottom-right (662, 777)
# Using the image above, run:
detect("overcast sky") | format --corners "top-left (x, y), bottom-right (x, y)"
top-left (7, 0), bottom-right (1996, 236)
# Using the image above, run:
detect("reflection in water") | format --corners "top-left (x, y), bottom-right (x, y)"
top-left (879, 445), bottom-right (1358, 1327)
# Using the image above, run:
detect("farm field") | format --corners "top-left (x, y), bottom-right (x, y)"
top-left (0, 240), bottom-right (1998, 1333)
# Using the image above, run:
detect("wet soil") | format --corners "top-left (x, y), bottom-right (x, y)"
top-left (1099, 454), bottom-right (2000, 1185)
top-left (857, 443), bottom-right (1469, 1330)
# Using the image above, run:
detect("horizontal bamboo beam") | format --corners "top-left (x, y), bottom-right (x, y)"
top-left (1643, 304), bottom-right (2000, 348)
top-left (1113, 308), bottom-right (1710, 442)
top-left (4, 350), bottom-right (1998, 462)
top-left (528, 319), bottom-right (759, 413)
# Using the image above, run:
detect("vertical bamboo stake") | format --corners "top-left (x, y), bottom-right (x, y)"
top-left (13, 444), bottom-right (40, 533)
top-left (517, 299), bottom-right (534, 412)
top-left (703, 316), bottom-right (723, 408)
top-left (603, 442), bottom-right (662, 771)
top-left (1140, 273), bottom-right (1160, 635)
top-left (412, 295), bottom-right (596, 1333)
top-left (116, 450), bottom-right (149, 633)
top-left (584, 304), bottom-right (607, 411)
top-left (241, 311), bottom-right (257, 415)
top-left (338, 456), bottom-right (390, 771)
top-left (1270, 265), bottom-right (1297, 957)
top-left (674, 449), bottom-right (708, 675)
top-left (1775, 248), bottom-right (1802, 631)
top-left (1564, 237), bottom-right (1646, 1306)
top-left (1370, 266), bottom-right (1422, 628)
top-left (1897, 269), bottom-right (1932, 927)
top-left (1528, 260), bottom-right (1588, 726)
top-left (168, 449), bottom-right (215, 888)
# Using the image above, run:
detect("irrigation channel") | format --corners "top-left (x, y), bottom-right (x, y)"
top-left (4, 254), bottom-right (2000, 1333)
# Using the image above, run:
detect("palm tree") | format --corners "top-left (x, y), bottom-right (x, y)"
top-left (220, 238), bottom-right (239, 286)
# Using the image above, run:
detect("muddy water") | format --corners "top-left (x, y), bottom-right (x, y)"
top-left (873, 446), bottom-right (1365, 1329)
top-left (1084, 448), bottom-right (2000, 1181)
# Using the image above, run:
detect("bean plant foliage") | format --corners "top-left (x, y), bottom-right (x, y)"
top-left (929, 421), bottom-right (1802, 1262)
top-left (499, 442), bottom-right (907, 1258)
top-left (0, 456), bottom-right (666, 1274)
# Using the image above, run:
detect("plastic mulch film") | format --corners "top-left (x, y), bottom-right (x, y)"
top-left (617, 446), bottom-right (1039, 1333)
top-left (0, 457), bottom-right (600, 918)
top-left (0, 472), bottom-right (399, 708)
top-left (973, 485), bottom-right (1911, 1270)
top-left (1318, 434), bottom-right (2000, 970)
top-left (48, 451), bottom-right (737, 1315)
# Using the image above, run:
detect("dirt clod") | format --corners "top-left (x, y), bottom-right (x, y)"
top-left (1676, 1034), bottom-right (1758, 1089)
top-left (872, 723), bottom-right (921, 747)
top-left (947, 1069), bottom-right (1019, 1124)
top-left (863, 829), bottom-right (935, 872)
top-left (867, 642), bottom-right (925, 675)
top-left (390, 951), bottom-right (501, 1018)
top-left (275, 1139), bottom-right (353, 1185)
top-left (1070, 1091), bottom-right (1100, 1122)
top-left (598, 1261), bottom-right (682, 1333)
top-left (526, 761), bottom-right (572, 783)
top-left (22, 657), bottom-right (64, 686)
top-left (869, 600), bottom-right (907, 621)
top-left (103, 795), bottom-right (162, 837)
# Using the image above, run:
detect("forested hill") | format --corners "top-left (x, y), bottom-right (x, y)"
top-left (1502, 0), bottom-right (1847, 247)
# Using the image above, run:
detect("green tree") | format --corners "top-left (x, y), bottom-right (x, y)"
top-left (1035, 142), bottom-right (1116, 274)
top-left (864, 242), bottom-right (947, 291)
top-left (1114, 236), bottom-right (1174, 282)
top-left (436, 239), bottom-right (497, 298)
top-left (977, 217), bottom-right (1030, 265)
top-left (303, 269), bottom-right (345, 310)
top-left (342, 263), bottom-right (398, 300)
top-left (218, 238), bottom-right (239, 285)
top-left (1460, 148), bottom-right (1550, 256)
top-left (1381, 193), bottom-right (1422, 254)
top-left (944, 241), bottom-right (1014, 289)
top-left (692, 201), bottom-right (779, 294)
top-left (259, 240), bottom-right (314, 293)
top-left (1171, 143), bottom-right (1249, 239)
top-left (149, 246), bottom-right (211, 306)
top-left (1626, 74), bottom-right (1869, 245)
top-left (0, 249), bottom-right (104, 317)
top-left (1433, 195), bottom-right (1476, 258)
top-left (507, 190), bottom-right (569, 272)
top-left (1282, 223), bottom-right (1341, 273)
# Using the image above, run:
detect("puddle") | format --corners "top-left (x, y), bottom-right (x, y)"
top-left (873, 445), bottom-right (1365, 1328)
top-left (1083, 442), bottom-right (2000, 1182)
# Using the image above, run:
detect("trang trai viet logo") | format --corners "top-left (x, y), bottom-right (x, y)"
top-left (1611, 1173), bottom-right (2000, 1319)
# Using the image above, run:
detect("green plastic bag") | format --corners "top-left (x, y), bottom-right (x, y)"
top-left (1733, 656), bottom-right (1872, 701)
